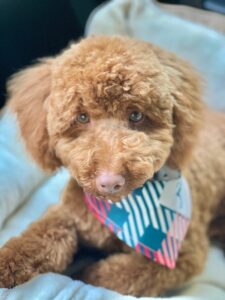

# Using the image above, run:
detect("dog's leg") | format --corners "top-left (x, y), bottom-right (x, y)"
top-left (0, 178), bottom-right (122, 288)
top-left (0, 194), bottom-right (78, 287)
top-left (80, 224), bottom-right (208, 296)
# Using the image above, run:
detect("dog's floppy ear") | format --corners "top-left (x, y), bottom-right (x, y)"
top-left (8, 59), bottom-right (61, 171)
top-left (155, 47), bottom-right (204, 169)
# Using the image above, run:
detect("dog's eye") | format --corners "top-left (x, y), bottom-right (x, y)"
top-left (77, 113), bottom-right (90, 124)
top-left (129, 111), bottom-right (144, 123)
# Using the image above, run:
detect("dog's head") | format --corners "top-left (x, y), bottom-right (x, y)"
top-left (8, 36), bottom-right (203, 200)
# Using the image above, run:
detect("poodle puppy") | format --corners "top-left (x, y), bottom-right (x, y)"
top-left (0, 36), bottom-right (225, 297)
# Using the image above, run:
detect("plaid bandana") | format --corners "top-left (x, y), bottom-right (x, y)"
top-left (84, 167), bottom-right (191, 269)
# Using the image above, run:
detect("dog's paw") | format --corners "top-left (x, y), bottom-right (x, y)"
top-left (77, 255), bottom-right (146, 296)
top-left (78, 253), bottom-right (164, 297)
top-left (0, 244), bottom-right (38, 288)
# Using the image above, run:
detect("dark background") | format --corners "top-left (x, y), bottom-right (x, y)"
top-left (0, 0), bottom-right (224, 108)
top-left (0, 0), bottom-right (105, 108)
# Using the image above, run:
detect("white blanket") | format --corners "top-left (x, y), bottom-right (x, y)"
top-left (0, 0), bottom-right (225, 299)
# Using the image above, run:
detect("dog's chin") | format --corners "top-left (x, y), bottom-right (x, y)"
top-left (81, 187), bottom-right (125, 202)
top-left (97, 192), bottom-right (127, 202)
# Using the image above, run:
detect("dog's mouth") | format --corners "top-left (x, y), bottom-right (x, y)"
top-left (94, 192), bottom-right (129, 202)
top-left (82, 187), bottom-right (128, 202)
top-left (73, 167), bottom-right (158, 202)
top-left (81, 177), bottom-right (150, 203)
top-left (70, 156), bottom-right (161, 202)
top-left (80, 166), bottom-right (180, 202)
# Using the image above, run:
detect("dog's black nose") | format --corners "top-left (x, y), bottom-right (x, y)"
top-left (96, 172), bottom-right (125, 194)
